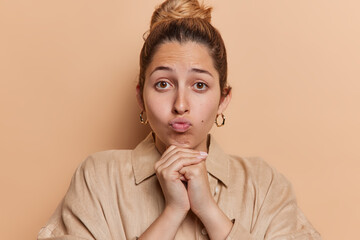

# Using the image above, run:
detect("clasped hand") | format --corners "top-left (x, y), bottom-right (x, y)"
top-left (154, 145), bottom-right (215, 218)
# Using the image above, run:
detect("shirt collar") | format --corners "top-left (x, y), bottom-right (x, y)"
top-left (132, 133), bottom-right (229, 187)
top-left (206, 135), bottom-right (230, 187)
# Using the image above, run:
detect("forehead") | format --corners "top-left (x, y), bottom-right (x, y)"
top-left (146, 41), bottom-right (217, 76)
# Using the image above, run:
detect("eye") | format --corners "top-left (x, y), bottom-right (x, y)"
top-left (193, 82), bottom-right (208, 91)
top-left (155, 81), bottom-right (171, 90)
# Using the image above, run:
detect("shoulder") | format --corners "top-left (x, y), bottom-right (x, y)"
top-left (227, 155), bottom-right (273, 177)
top-left (81, 149), bottom-right (132, 168)
top-left (74, 149), bottom-right (134, 184)
top-left (227, 155), bottom-right (293, 191)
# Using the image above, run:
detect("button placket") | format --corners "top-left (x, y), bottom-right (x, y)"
top-left (208, 174), bottom-right (218, 196)
top-left (197, 174), bottom-right (217, 239)
top-left (214, 185), bottom-right (220, 195)
top-left (213, 181), bottom-right (221, 203)
top-left (201, 227), bottom-right (208, 236)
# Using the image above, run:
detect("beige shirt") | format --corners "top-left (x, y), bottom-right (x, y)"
top-left (38, 134), bottom-right (321, 240)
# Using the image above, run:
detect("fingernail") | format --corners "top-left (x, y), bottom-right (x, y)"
top-left (199, 151), bottom-right (208, 156)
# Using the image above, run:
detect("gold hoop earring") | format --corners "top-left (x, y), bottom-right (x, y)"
top-left (215, 113), bottom-right (225, 127)
top-left (139, 111), bottom-right (148, 125)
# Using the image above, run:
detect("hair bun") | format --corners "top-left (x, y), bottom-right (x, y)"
top-left (150, 0), bottom-right (212, 30)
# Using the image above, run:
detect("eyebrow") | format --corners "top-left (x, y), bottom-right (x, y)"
top-left (149, 66), bottom-right (173, 76)
top-left (191, 68), bottom-right (213, 78)
top-left (149, 66), bottom-right (213, 78)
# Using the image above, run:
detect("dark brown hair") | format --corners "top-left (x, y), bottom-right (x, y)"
top-left (139, 0), bottom-right (230, 97)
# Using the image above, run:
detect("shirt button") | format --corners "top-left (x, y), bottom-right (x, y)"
top-left (214, 186), bottom-right (220, 195)
top-left (201, 228), bottom-right (208, 235)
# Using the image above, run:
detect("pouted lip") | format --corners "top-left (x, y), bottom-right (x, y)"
top-left (169, 118), bottom-right (192, 133)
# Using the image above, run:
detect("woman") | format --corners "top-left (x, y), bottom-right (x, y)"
top-left (38, 0), bottom-right (321, 239)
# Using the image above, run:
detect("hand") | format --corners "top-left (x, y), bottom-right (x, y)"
top-left (153, 146), bottom-right (233, 240)
top-left (179, 152), bottom-right (234, 240)
top-left (179, 158), bottom-right (216, 217)
top-left (154, 146), bottom-right (207, 216)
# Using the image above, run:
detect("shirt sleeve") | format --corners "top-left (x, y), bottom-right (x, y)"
top-left (227, 158), bottom-right (321, 240)
top-left (225, 219), bottom-right (255, 240)
top-left (37, 156), bottom-right (127, 240)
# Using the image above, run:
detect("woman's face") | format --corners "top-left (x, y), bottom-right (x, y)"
top-left (137, 41), bottom-right (230, 153)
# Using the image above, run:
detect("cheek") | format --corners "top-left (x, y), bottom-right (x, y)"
top-left (144, 93), bottom-right (172, 121)
top-left (197, 99), bottom-right (219, 124)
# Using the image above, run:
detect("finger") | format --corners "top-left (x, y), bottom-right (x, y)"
top-left (179, 162), bottom-right (207, 180)
top-left (161, 145), bottom-right (177, 160)
top-left (159, 151), bottom-right (207, 170)
top-left (154, 145), bottom-right (177, 170)
top-left (165, 146), bottom-right (207, 161)
top-left (179, 175), bottom-right (186, 181)
top-left (156, 146), bottom-right (207, 170)
top-left (165, 156), bottom-right (206, 174)
top-left (163, 145), bottom-right (177, 157)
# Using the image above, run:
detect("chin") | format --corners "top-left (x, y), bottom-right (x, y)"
top-left (168, 133), bottom-right (192, 146)
top-left (155, 130), bottom-right (191, 147)
top-left (168, 131), bottom-right (206, 150)
top-left (154, 127), bottom-right (207, 150)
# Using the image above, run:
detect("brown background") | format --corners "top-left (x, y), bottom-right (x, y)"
top-left (1, 0), bottom-right (359, 239)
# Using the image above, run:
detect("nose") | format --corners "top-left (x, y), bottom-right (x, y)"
top-left (172, 89), bottom-right (189, 115)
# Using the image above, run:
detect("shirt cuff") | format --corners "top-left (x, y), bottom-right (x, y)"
top-left (226, 219), bottom-right (254, 240)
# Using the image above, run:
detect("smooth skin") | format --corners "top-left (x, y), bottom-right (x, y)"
top-left (136, 41), bottom-right (232, 240)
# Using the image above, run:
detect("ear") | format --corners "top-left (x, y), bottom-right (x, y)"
top-left (136, 84), bottom-right (145, 111)
top-left (217, 88), bottom-right (232, 115)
